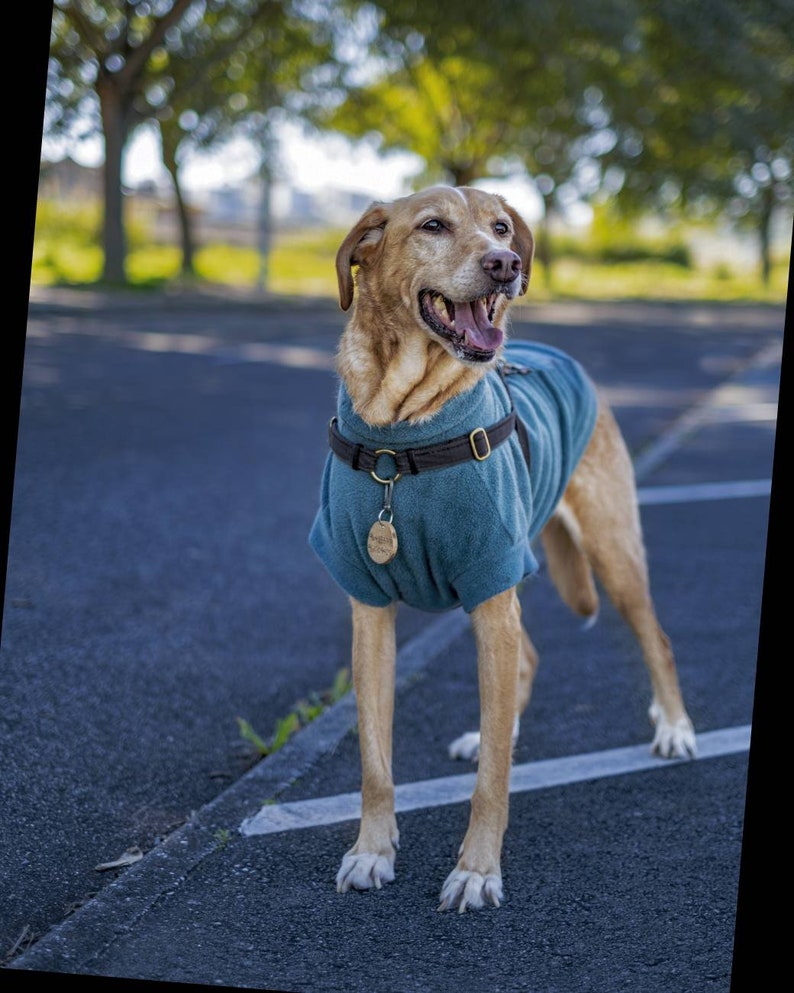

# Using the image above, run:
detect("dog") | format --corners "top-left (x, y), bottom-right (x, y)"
top-left (309, 185), bottom-right (696, 913)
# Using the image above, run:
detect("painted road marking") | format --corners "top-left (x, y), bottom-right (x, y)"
top-left (638, 479), bottom-right (772, 504)
top-left (240, 725), bottom-right (751, 837)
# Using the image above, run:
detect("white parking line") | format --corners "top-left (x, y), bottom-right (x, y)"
top-left (632, 339), bottom-right (780, 481)
top-left (239, 725), bottom-right (751, 837)
top-left (638, 479), bottom-right (772, 504)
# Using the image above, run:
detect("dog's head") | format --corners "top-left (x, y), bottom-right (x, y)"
top-left (336, 185), bottom-right (534, 365)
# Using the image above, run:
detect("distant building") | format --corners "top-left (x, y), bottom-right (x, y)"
top-left (37, 155), bottom-right (376, 234)
top-left (38, 156), bottom-right (103, 201)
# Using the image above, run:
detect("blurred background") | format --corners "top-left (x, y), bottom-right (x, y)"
top-left (37, 0), bottom-right (792, 303)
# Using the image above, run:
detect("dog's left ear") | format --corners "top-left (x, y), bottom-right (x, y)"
top-left (335, 201), bottom-right (391, 311)
top-left (504, 204), bottom-right (534, 296)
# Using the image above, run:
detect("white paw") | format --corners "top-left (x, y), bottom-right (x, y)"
top-left (649, 702), bottom-right (697, 759)
top-left (449, 717), bottom-right (520, 762)
top-left (336, 851), bottom-right (395, 893)
top-left (438, 869), bottom-right (503, 913)
top-left (448, 731), bottom-right (481, 761)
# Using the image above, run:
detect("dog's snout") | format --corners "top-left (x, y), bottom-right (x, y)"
top-left (481, 250), bottom-right (522, 284)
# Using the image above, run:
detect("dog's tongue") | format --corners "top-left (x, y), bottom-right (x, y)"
top-left (455, 299), bottom-right (503, 352)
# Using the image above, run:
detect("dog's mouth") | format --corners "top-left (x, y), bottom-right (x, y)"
top-left (419, 290), bottom-right (504, 363)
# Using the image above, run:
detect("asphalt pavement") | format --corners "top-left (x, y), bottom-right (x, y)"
top-left (1, 288), bottom-right (786, 993)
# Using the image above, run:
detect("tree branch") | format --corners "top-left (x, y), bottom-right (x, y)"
top-left (118, 0), bottom-right (198, 87)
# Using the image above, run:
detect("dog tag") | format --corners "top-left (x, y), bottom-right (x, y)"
top-left (367, 520), bottom-right (398, 564)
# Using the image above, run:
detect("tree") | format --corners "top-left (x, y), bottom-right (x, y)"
top-left (147, 6), bottom-right (340, 279)
top-left (318, 0), bottom-right (632, 282)
top-left (48, 0), bottom-right (198, 283)
top-left (594, 0), bottom-right (794, 283)
top-left (46, 0), bottom-right (346, 285)
top-left (321, 56), bottom-right (520, 187)
top-left (320, 0), bottom-right (792, 283)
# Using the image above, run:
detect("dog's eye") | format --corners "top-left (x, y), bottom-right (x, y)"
top-left (494, 221), bottom-right (511, 236)
top-left (420, 218), bottom-right (446, 233)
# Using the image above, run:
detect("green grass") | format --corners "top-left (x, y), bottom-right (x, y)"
top-left (30, 200), bottom-right (790, 304)
top-left (529, 256), bottom-right (790, 303)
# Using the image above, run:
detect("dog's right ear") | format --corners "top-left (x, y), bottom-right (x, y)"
top-left (335, 202), bottom-right (391, 311)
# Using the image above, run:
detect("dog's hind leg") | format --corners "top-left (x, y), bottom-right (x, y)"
top-left (541, 502), bottom-right (600, 628)
top-left (439, 587), bottom-right (521, 911)
top-left (448, 598), bottom-right (538, 762)
top-left (564, 402), bottom-right (696, 759)
top-left (336, 598), bottom-right (400, 893)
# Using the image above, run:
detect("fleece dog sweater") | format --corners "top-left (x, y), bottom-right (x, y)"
top-left (309, 340), bottom-right (598, 613)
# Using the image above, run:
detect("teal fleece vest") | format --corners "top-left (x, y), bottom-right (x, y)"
top-left (309, 340), bottom-right (598, 613)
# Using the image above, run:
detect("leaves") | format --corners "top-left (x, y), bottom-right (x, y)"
top-left (235, 716), bottom-right (271, 757)
top-left (94, 846), bottom-right (144, 872)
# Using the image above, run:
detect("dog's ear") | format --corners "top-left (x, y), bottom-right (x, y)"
top-left (504, 204), bottom-right (534, 296)
top-left (335, 202), bottom-right (391, 311)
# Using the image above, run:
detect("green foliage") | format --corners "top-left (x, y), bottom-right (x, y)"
top-left (44, 0), bottom-right (792, 287)
top-left (35, 200), bottom-right (102, 242)
top-left (554, 207), bottom-right (693, 267)
top-left (269, 712), bottom-right (302, 753)
top-left (126, 245), bottom-right (183, 286)
top-left (327, 0), bottom-right (792, 282)
top-left (213, 828), bottom-right (232, 848)
top-left (236, 666), bottom-right (353, 760)
top-left (32, 241), bottom-right (104, 285)
top-left (30, 199), bottom-right (789, 302)
top-left (194, 245), bottom-right (262, 286)
top-left (47, 0), bottom-right (349, 282)
top-left (235, 717), bottom-right (270, 757)
top-left (523, 257), bottom-right (790, 303)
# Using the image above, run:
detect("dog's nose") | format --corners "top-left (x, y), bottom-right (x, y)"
top-left (481, 250), bottom-right (522, 283)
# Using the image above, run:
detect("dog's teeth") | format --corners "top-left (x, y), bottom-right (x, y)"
top-left (432, 294), bottom-right (454, 327)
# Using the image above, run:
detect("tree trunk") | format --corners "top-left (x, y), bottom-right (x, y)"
top-left (448, 163), bottom-right (483, 187)
top-left (174, 169), bottom-right (196, 279)
top-left (257, 166), bottom-right (272, 291)
top-left (97, 77), bottom-right (129, 284)
top-left (257, 128), bottom-right (279, 291)
top-left (758, 185), bottom-right (774, 287)
top-left (160, 127), bottom-right (196, 279)
top-left (536, 194), bottom-right (555, 289)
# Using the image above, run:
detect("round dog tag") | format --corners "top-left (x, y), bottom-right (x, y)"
top-left (367, 520), bottom-right (398, 564)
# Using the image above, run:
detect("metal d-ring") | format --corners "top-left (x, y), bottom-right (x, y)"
top-left (370, 449), bottom-right (402, 485)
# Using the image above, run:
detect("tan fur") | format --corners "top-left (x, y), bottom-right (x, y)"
top-left (331, 186), bottom-right (696, 913)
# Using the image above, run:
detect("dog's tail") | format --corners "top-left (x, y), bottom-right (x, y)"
top-left (540, 502), bottom-right (599, 629)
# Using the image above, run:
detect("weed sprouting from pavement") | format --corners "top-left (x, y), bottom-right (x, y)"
top-left (213, 828), bottom-right (232, 848)
top-left (236, 666), bottom-right (352, 760)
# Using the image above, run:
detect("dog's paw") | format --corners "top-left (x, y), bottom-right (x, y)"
top-left (449, 717), bottom-right (520, 762)
top-left (336, 852), bottom-right (395, 893)
top-left (448, 731), bottom-right (481, 761)
top-left (437, 869), bottom-right (503, 913)
top-left (649, 702), bottom-right (697, 759)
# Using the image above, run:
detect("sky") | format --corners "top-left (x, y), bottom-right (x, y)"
top-left (125, 121), bottom-right (423, 199)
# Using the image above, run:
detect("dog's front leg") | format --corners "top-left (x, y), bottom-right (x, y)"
top-left (439, 588), bottom-right (521, 912)
top-left (336, 598), bottom-right (400, 893)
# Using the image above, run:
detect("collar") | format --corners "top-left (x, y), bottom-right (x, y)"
top-left (328, 362), bottom-right (531, 478)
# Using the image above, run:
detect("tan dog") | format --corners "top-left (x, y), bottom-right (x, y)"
top-left (311, 185), bottom-right (696, 913)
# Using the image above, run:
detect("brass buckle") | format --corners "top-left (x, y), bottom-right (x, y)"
top-left (371, 449), bottom-right (402, 484)
top-left (469, 427), bottom-right (491, 461)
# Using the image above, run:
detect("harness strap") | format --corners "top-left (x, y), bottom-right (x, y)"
top-left (499, 362), bottom-right (533, 469)
top-left (329, 363), bottom-right (532, 476)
